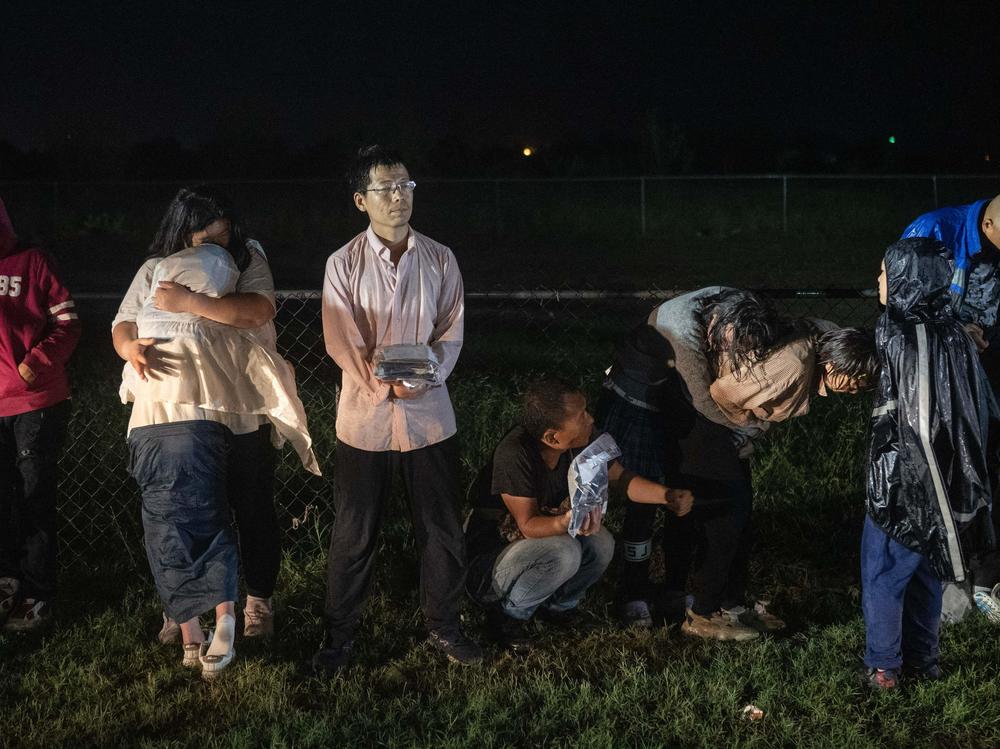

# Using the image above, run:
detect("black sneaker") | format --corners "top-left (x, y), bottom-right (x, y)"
top-left (904, 662), bottom-right (944, 681)
top-left (535, 606), bottom-right (581, 627)
top-left (427, 626), bottom-right (484, 665)
top-left (486, 607), bottom-right (533, 654)
top-left (311, 639), bottom-right (354, 677)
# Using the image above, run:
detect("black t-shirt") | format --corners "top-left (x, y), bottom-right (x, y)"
top-left (466, 425), bottom-right (594, 560)
top-left (464, 426), bottom-right (611, 602)
top-left (471, 425), bottom-right (575, 514)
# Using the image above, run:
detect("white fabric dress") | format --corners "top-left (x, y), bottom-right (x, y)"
top-left (120, 244), bottom-right (320, 474)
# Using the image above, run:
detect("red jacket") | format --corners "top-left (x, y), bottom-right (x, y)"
top-left (0, 199), bottom-right (81, 416)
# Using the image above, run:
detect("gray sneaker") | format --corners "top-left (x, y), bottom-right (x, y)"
top-left (725, 601), bottom-right (786, 633)
top-left (619, 600), bottom-right (654, 629)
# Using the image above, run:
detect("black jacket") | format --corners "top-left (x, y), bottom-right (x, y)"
top-left (867, 237), bottom-right (997, 582)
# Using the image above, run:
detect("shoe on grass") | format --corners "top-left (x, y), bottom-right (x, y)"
top-left (726, 601), bottom-right (786, 633)
top-left (312, 638), bottom-right (354, 677)
top-left (158, 612), bottom-right (181, 645)
top-left (619, 599), bottom-right (654, 629)
top-left (864, 666), bottom-right (900, 690)
top-left (535, 605), bottom-right (581, 627)
top-left (199, 614), bottom-right (236, 681)
top-left (4, 599), bottom-right (51, 631)
top-left (681, 608), bottom-right (759, 641)
top-left (243, 596), bottom-right (274, 638)
top-left (973, 584), bottom-right (1000, 625)
top-left (486, 607), bottom-right (533, 654)
top-left (0, 577), bottom-right (20, 625)
top-left (427, 625), bottom-right (484, 665)
top-left (182, 631), bottom-right (213, 669)
top-left (903, 661), bottom-right (944, 681)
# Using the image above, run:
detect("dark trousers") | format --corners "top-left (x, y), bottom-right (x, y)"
top-left (620, 470), bottom-right (753, 616)
top-left (228, 425), bottom-right (280, 599)
top-left (0, 400), bottom-right (70, 601)
top-left (323, 436), bottom-right (467, 644)
top-left (861, 516), bottom-right (942, 671)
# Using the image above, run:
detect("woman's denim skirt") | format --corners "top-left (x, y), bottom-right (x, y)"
top-left (128, 420), bottom-right (238, 623)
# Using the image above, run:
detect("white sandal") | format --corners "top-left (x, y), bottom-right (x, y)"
top-left (181, 630), bottom-right (213, 668)
top-left (199, 614), bottom-right (236, 680)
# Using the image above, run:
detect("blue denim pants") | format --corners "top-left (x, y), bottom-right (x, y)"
top-left (492, 527), bottom-right (615, 621)
top-left (861, 515), bottom-right (943, 671)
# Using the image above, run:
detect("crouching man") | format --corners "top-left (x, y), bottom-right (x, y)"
top-left (464, 379), bottom-right (693, 652)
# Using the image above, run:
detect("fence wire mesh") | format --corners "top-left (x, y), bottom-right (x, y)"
top-left (55, 288), bottom-right (880, 570)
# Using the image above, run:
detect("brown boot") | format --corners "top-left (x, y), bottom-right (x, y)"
top-left (243, 596), bottom-right (274, 638)
top-left (681, 608), bottom-right (759, 641)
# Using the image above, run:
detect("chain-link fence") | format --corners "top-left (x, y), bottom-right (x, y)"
top-left (56, 288), bottom-right (880, 570)
top-left (3, 175), bottom-right (1000, 291)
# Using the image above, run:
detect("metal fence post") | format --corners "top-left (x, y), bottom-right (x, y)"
top-left (640, 176), bottom-right (647, 236)
top-left (782, 175), bottom-right (788, 233)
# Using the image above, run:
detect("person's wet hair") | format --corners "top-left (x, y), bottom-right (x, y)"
top-left (148, 186), bottom-right (252, 271)
top-left (817, 327), bottom-right (879, 390)
top-left (705, 289), bottom-right (790, 377)
top-left (521, 379), bottom-right (582, 440)
top-left (347, 144), bottom-right (407, 194)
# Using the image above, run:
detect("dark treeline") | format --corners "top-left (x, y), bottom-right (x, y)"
top-left (3, 113), bottom-right (998, 181)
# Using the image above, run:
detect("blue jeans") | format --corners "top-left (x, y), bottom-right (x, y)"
top-left (861, 516), bottom-right (943, 671)
top-left (492, 527), bottom-right (615, 621)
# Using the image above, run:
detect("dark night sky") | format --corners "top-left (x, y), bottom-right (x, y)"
top-left (3, 1), bottom-right (999, 167)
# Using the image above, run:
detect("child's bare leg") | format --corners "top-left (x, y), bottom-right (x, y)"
top-left (179, 617), bottom-right (205, 645)
top-left (205, 601), bottom-right (236, 657)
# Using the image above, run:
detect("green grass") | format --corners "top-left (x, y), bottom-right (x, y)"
top-left (5, 370), bottom-right (1000, 748)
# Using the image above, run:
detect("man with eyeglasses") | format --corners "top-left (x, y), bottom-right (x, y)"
top-left (313, 145), bottom-right (482, 675)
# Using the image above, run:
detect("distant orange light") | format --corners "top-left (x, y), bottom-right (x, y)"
top-left (522, 147), bottom-right (533, 157)
top-left (987, 154), bottom-right (992, 162)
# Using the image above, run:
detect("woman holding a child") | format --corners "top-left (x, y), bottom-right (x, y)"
top-left (111, 187), bottom-right (317, 678)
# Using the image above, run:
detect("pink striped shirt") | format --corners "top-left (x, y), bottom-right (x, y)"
top-left (321, 227), bottom-right (463, 452)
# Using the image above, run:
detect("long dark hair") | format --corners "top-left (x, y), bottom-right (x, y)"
top-left (147, 186), bottom-right (252, 271)
top-left (704, 288), bottom-right (790, 377)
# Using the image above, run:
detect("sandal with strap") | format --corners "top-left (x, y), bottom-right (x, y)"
top-left (181, 630), bottom-right (213, 669)
top-left (200, 614), bottom-right (236, 681)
